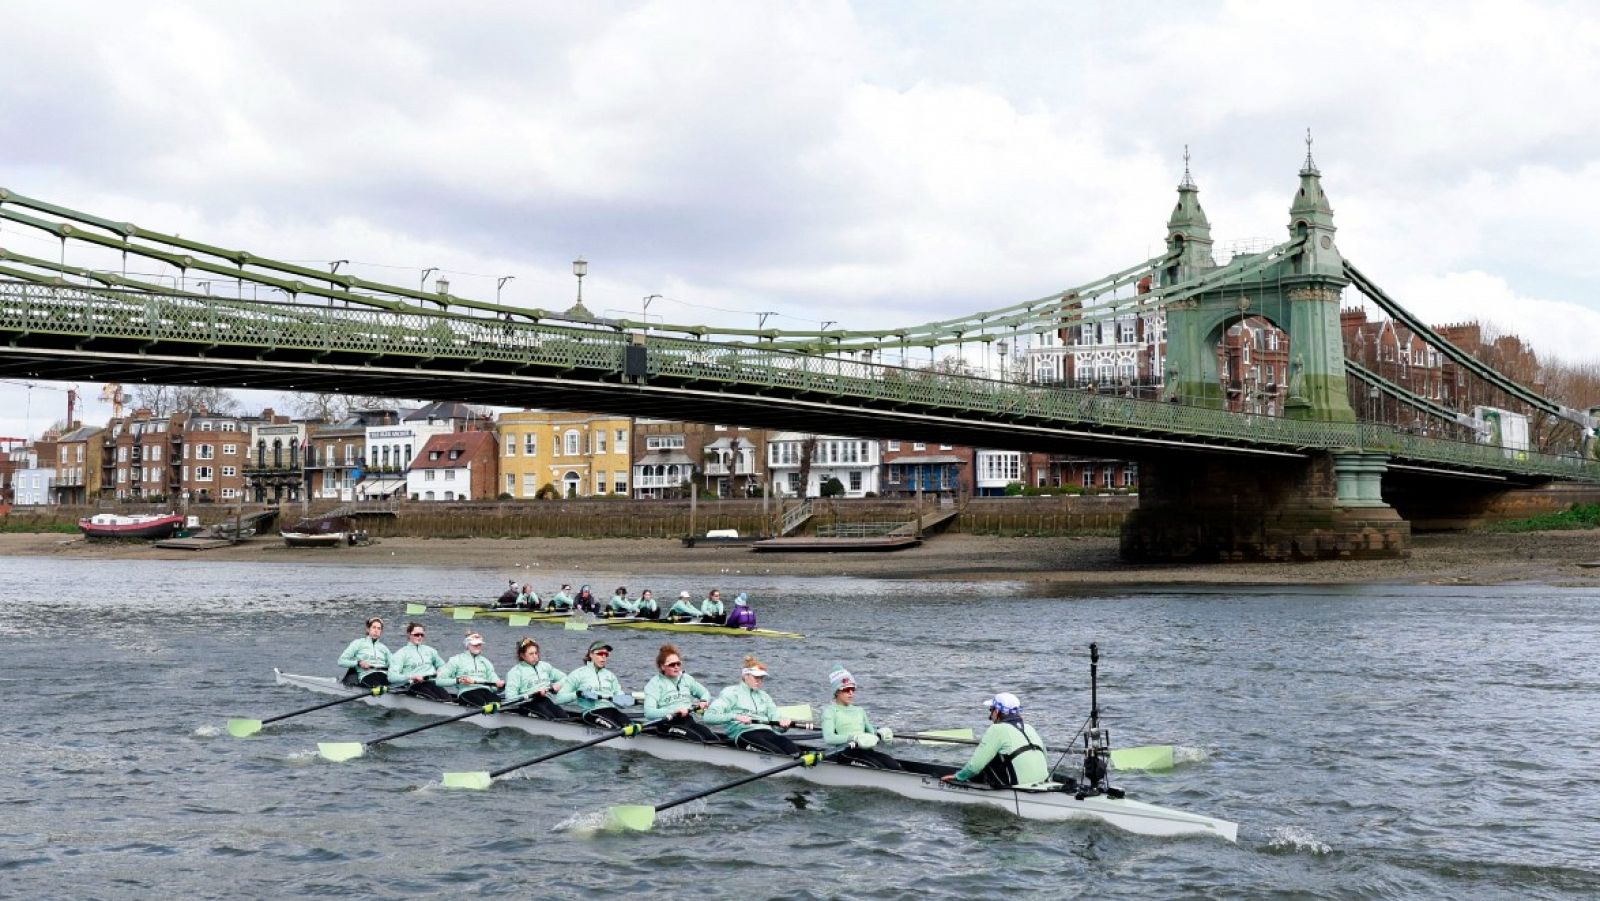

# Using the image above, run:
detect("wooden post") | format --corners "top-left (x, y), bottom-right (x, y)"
top-left (688, 484), bottom-right (698, 538)
top-left (915, 478), bottom-right (924, 539)
top-left (232, 504), bottom-right (242, 546)
top-left (760, 479), bottom-right (770, 537)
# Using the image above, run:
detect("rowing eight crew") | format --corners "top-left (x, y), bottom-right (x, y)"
top-left (338, 619), bottom-right (1052, 789)
top-left (495, 582), bottom-right (756, 629)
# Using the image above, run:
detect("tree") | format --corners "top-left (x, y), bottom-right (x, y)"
top-left (286, 391), bottom-right (409, 422)
top-left (129, 384), bottom-right (240, 417)
top-left (819, 476), bottom-right (845, 498)
top-left (796, 435), bottom-right (819, 500)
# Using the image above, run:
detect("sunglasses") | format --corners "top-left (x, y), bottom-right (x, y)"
top-left (839, 686), bottom-right (856, 692)
top-left (592, 650), bottom-right (610, 657)
top-left (663, 660), bottom-right (682, 667)
top-left (410, 632), bottom-right (425, 638)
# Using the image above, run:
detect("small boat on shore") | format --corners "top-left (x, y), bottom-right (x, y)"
top-left (272, 669), bottom-right (1236, 840)
top-left (282, 515), bottom-right (354, 548)
top-left (78, 512), bottom-right (185, 540)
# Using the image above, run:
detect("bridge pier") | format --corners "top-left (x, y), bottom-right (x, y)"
top-left (1120, 452), bottom-right (1410, 562)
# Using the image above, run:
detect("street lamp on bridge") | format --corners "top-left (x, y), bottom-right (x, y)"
top-left (497, 276), bottom-right (515, 304)
top-left (420, 267), bottom-right (439, 293)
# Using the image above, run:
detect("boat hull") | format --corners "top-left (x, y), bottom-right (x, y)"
top-left (437, 608), bottom-right (803, 639)
top-left (282, 532), bottom-right (348, 548)
top-left (78, 513), bottom-right (185, 540)
top-left (275, 670), bottom-right (1236, 841)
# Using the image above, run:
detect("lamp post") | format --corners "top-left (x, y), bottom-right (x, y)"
top-left (420, 267), bottom-right (438, 293)
top-left (497, 276), bottom-right (515, 304)
top-left (573, 257), bottom-right (587, 305)
top-left (435, 277), bottom-right (450, 310)
top-left (643, 294), bottom-right (661, 329)
top-left (996, 340), bottom-right (1009, 381)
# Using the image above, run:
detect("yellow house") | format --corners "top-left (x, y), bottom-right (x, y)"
top-left (497, 411), bottom-right (632, 499)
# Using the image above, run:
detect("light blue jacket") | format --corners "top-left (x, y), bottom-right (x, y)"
top-left (436, 651), bottom-right (501, 697)
top-left (643, 672), bottom-right (711, 721)
top-left (704, 682), bottom-right (781, 741)
top-left (337, 637), bottom-right (391, 673)
top-left (552, 662), bottom-right (624, 712)
top-left (504, 660), bottom-right (565, 702)
top-left (386, 642), bottom-right (446, 686)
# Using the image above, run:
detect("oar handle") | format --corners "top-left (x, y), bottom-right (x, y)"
top-left (262, 685), bottom-right (387, 725)
top-left (751, 718), bottom-right (814, 730)
top-left (898, 731), bottom-right (980, 745)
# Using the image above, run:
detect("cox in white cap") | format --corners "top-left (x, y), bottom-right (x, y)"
top-left (984, 692), bottom-right (1022, 716)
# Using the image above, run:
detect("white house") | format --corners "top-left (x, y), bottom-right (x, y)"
top-left (767, 432), bottom-right (881, 499)
top-left (13, 450), bottom-right (54, 506)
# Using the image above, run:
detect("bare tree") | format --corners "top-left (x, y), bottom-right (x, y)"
top-left (286, 391), bottom-right (412, 422)
top-left (796, 435), bottom-right (819, 500)
top-left (129, 384), bottom-right (240, 417)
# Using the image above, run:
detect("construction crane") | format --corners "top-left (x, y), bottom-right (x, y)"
top-left (100, 383), bottom-right (127, 420)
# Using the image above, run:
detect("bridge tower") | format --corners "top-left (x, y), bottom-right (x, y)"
top-left (1121, 140), bottom-right (1407, 562)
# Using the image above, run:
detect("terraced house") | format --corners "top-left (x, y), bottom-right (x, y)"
top-left (497, 411), bottom-right (631, 499)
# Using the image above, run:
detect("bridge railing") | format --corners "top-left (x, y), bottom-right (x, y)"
top-left (3, 282), bottom-right (1597, 483)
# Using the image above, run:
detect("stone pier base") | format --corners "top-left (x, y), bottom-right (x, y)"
top-left (1120, 452), bottom-right (1410, 562)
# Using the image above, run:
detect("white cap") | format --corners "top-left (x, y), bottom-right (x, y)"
top-left (741, 665), bottom-right (769, 678)
top-left (985, 692), bottom-right (1021, 715)
top-left (679, 590), bottom-right (692, 598)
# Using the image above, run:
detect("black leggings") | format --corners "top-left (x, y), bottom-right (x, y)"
top-left (342, 668), bottom-right (387, 688)
top-left (512, 694), bottom-right (570, 720)
top-left (834, 746), bottom-right (902, 770)
top-left (455, 686), bottom-right (501, 708)
top-left (402, 680), bottom-right (454, 703)
top-left (735, 728), bottom-right (801, 757)
top-left (582, 707), bottom-right (634, 730)
top-left (650, 713), bottom-right (719, 743)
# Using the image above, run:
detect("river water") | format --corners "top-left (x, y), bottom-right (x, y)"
top-left (2, 555), bottom-right (1598, 899)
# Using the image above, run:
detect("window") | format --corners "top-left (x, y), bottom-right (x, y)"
top-left (1103, 467), bottom-right (1116, 488)
top-left (940, 444), bottom-right (954, 451)
top-left (443, 470), bottom-right (455, 481)
top-left (429, 450), bottom-right (442, 461)
top-left (565, 431), bottom-right (580, 456)
top-left (197, 444), bottom-right (214, 460)
top-left (448, 449), bottom-right (461, 460)
top-left (595, 473), bottom-right (605, 494)
top-left (646, 436), bottom-right (685, 450)
top-left (913, 443), bottom-right (927, 451)
top-left (1082, 467), bottom-right (1094, 488)
top-left (425, 470), bottom-right (436, 481)
top-left (849, 472), bottom-right (862, 492)
top-left (506, 474), bottom-right (515, 494)
top-left (1122, 464), bottom-right (1137, 488)
top-left (887, 441), bottom-right (901, 452)
top-left (522, 473), bottom-right (538, 496)
top-left (505, 435), bottom-right (517, 456)
top-left (524, 434), bottom-right (536, 455)
top-left (221, 422), bottom-right (237, 432)
top-left (149, 446), bottom-right (162, 462)
top-left (596, 432), bottom-right (607, 454)
top-left (118, 468), bottom-right (127, 484)
top-left (196, 466), bottom-right (214, 482)
top-left (614, 477), bottom-right (626, 494)
top-left (221, 488), bottom-right (237, 499)
top-left (888, 467), bottom-right (901, 485)
top-left (118, 446), bottom-right (128, 462)
top-left (616, 429), bottom-right (627, 447)
top-left (221, 466), bottom-right (236, 478)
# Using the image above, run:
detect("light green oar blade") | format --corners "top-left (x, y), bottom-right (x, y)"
top-left (441, 771), bottom-right (493, 790)
top-left (453, 607), bottom-right (476, 621)
top-left (226, 718), bottom-right (263, 738)
top-left (508, 614), bottom-right (532, 627)
top-left (1109, 745), bottom-right (1175, 771)
top-left (405, 603), bottom-right (427, 615)
top-left (608, 804), bottom-right (657, 831)
top-left (914, 728), bottom-right (975, 743)
top-left (564, 620), bottom-right (589, 631)
top-left (318, 741), bottom-right (367, 763)
top-left (774, 704), bottom-right (812, 723)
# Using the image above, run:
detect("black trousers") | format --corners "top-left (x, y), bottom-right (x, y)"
top-left (834, 746), bottom-right (902, 770)
top-left (650, 713), bottom-right (719, 743)
top-left (512, 694), bottom-right (569, 720)
top-left (403, 680), bottom-right (454, 703)
top-left (582, 707), bottom-right (634, 730)
top-left (735, 729), bottom-right (801, 757)
top-left (455, 686), bottom-right (501, 707)
top-left (342, 667), bottom-right (388, 688)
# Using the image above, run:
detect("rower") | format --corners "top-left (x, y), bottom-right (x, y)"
top-left (548, 584), bottom-right (575, 612)
top-left (666, 590), bottom-right (701, 622)
top-left (574, 585), bottom-right (599, 614)
top-left (517, 583), bottom-right (542, 611)
top-left (494, 579), bottom-right (520, 608)
top-left (552, 640), bottom-right (636, 729)
top-left (635, 589), bottom-right (661, 620)
top-left (337, 617), bottom-right (392, 688)
top-left (704, 655), bottom-right (799, 756)
top-left (504, 637), bottom-right (567, 720)
top-left (724, 593), bottom-right (756, 630)
top-left (699, 589), bottom-right (726, 624)
top-left (642, 643), bottom-right (716, 742)
top-left (940, 692), bottom-right (1050, 789)
top-left (605, 586), bottom-right (637, 618)
top-left (437, 632), bottom-right (505, 707)
top-left (821, 665), bottom-right (899, 769)
top-left (386, 622), bottom-right (452, 701)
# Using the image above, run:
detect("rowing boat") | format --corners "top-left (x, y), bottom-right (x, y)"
top-left (435, 607), bottom-right (803, 640)
top-left (274, 670), bottom-right (1236, 841)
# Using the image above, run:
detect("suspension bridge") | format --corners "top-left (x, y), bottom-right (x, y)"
top-left (1, 145), bottom-right (1596, 561)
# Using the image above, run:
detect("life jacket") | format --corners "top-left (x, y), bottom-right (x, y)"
top-left (984, 720), bottom-right (1047, 787)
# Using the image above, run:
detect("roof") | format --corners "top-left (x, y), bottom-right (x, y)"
top-left (886, 455), bottom-right (967, 465)
top-left (58, 426), bottom-right (103, 442)
top-left (635, 451), bottom-right (694, 467)
top-left (410, 431), bottom-right (497, 469)
top-left (405, 401), bottom-right (485, 423)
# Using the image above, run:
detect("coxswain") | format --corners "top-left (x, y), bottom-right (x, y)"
top-left (503, 637), bottom-right (567, 719)
top-left (548, 584), bottom-right (575, 612)
top-left (517, 583), bottom-right (542, 611)
top-left (386, 622), bottom-right (452, 701)
top-left (704, 654), bottom-right (799, 756)
top-left (605, 586), bottom-right (637, 618)
top-left (337, 617), bottom-right (392, 688)
top-left (437, 632), bottom-right (505, 706)
top-left (642, 643), bottom-right (716, 742)
top-left (552, 640), bottom-right (635, 729)
top-left (494, 579), bottom-right (520, 608)
top-left (940, 692), bottom-right (1050, 789)
top-left (821, 665), bottom-right (899, 769)
top-left (699, 588), bottom-right (726, 624)
top-left (724, 592), bottom-right (757, 630)
top-left (575, 584), bottom-right (599, 614)
top-left (666, 590), bottom-right (701, 622)
top-left (635, 589), bottom-right (661, 620)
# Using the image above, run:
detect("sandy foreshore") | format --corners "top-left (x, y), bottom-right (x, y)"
top-left (3, 530), bottom-right (1598, 587)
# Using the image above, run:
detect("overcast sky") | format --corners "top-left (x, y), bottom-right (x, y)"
top-left (4, 0), bottom-right (1600, 442)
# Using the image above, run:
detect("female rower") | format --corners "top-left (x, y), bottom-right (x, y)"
top-left (666, 590), bottom-right (701, 622)
top-left (699, 589), bottom-right (726, 624)
top-left (552, 640), bottom-right (635, 729)
top-left (635, 590), bottom-right (660, 620)
top-left (386, 622), bottom-right (452, 701)
top-left (437, 632), bottom-right (506, 706)
top-left (575, 584), bottom-right (599, 614)
top-left (940, 692), bottom-right (1050, 789)
top-left (821, 665), bottom-right (899, 769)
top-left (517, 583), bottom-right (542, 611)
top-left (605, 586), bottom-right (637, 618)
top-left (548, 584), bottom-right (575, 612)
top-left (337, 617), bottom-right (391, 688)
top-left (642, 643), bottom-right (716, 742)
top-left (724, 593), bottom-right (757, 630)
top-left (504, 638), bottom-right (567, 720)
top-left (704, 655), bottom-right (799, 755)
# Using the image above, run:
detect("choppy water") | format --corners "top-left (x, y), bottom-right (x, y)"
top-left (2, 555), bottom-right (1598, 899)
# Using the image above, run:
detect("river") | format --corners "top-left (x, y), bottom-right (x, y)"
top-left (2, 556), bottom-right (1597, 899)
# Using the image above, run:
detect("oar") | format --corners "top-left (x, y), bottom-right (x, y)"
top-left (897, 728), bottom-right (978, 745)
top-left (442, 718), bottom-right (663, 790)
top-left (609, 747), bottom-right (845, 831)
top-left (227, 684), bottom-right (390, 738)
top-left (1109, 745), bottom-right (1177, 771)
top-left (318, 697), bottom-right (511, 762)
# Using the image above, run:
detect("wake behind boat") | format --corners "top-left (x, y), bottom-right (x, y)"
top-left (268, 666), bottom-right (1236, 842)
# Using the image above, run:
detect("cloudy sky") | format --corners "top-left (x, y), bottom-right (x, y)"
top-left (4, 0), bottom-right (1600, 441)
